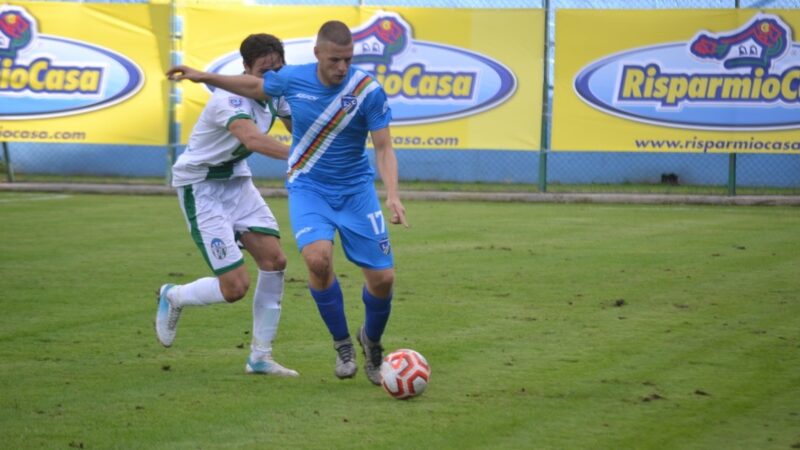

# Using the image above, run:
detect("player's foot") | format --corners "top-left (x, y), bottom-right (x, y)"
top-left (155, 284), bottom-right (182, 347)
top-left (246, 357), bottom-right (299, 377)
top-left (333, 337), bottom-right (357, 379)
top-left (357, 325), bottom-right (384, 386)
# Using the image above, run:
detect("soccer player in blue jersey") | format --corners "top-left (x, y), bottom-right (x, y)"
top-left (167, 21), bottom-right (408, 386)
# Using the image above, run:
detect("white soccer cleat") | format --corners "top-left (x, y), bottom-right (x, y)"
top-left (245, 358), bottom-right (299, 377)
top-left (155, 284), bottom-right (182, 347)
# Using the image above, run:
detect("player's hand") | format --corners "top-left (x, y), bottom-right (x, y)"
top-left (166, 65), bottom-right (204, 82)
top-left (387, 198), bottom-right (409, 228)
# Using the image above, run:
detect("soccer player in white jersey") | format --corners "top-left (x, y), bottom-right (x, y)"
top-left (156, 34), bottom-right (299, 377)
top-left (167, 21), bottom-right (408, 386)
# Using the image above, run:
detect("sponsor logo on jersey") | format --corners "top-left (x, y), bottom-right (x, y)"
top-left (295, 226), bottom-right (313, 240)
top-left (0, 5), bottom-right (144, 120)
top-left (293, 92), bottom-right (319, 101)
top-left (228, 97), bottom-right (242, 107)
top-left (207, 11), bottom-right (517, 125)
top-left (574, 13), bottom-right (800, 130)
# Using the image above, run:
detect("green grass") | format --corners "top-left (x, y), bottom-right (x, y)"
top-left (1, 192), bottom-right (799, 449)
top-left (8, 173), bottom-right (799, 196)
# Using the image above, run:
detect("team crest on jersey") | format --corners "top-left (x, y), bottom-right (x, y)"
top-left (341, 94), bottom-right (357, 113)
top-left (379, 238), bottom-right (391, 255)
top-left (228, 97), bottom-right (243, 108)
top-left (210, 238), bottom-right (227, 260)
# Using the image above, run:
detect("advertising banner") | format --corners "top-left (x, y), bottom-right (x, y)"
top-left (552, 10), bottom-right (800, 154)
top-left (0, 2), bottom-right (170, 145)
top-left (179, 5), bottom-right (543, 150)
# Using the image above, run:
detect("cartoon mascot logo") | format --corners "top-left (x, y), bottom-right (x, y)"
top-left (690, 16), bottom-right (790, 70)
top-left (0, 7), bottom-right (36, 59)
top-left (352, 14), bottom-right (409, 66)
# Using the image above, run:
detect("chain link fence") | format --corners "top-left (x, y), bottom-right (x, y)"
top-left (1, 0), bottom-right (798, 195)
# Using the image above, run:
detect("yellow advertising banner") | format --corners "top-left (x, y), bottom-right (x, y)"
top-left (0, 2), bottom-right (170, 145)
top-left (552, 10), bottom-right (800, 154)
top-left (178, 5), bottom-right (543, 150)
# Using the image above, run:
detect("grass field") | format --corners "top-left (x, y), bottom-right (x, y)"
top-left (10, 173), bottom-right (800, 196)
top-left (1, 192), bottom-right (798, 449)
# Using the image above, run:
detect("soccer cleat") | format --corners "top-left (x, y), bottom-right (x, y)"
top-left (246, 358), bottom-right (299, 377)
top-left (155, 284), bottom-right (182, 347)
top-left (357, 326), bottom-right (384, 386)
top-left (333, 337), bottom-right (357, 379)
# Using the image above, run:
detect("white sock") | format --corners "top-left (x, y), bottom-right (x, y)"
top-left (169, 277), bottom-right (227, 307)
top-left (250, 270), bottom-right (284, 360)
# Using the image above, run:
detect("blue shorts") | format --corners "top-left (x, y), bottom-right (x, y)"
top-left (288, 184), bottom-right (394, 270)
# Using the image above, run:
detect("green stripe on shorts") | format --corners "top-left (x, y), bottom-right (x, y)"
top-left (183, 185), bottom-right (213, 270)
top-left (213, 258), bottom-right (244, 276)
top-left (248, 226), bottom-right (280, 238)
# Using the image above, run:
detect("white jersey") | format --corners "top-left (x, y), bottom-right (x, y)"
top-left (171, 88), bottom-right (290, 187)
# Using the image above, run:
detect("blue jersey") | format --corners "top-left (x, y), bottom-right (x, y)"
top-left (263, 63), bottom-right (392, 193)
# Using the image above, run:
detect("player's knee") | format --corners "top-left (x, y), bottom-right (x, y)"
top-left (220, 278), bottom-right (249, 303)
top-left (304, 254), bottom-right (330, 277)
top-left (270, 253), bottom-right (288, 272)
top-left (255, 253), bottom-right (287, 272)
top-left (251, 244), bottom-right (288, 271)
top-left (367, 270), bottom-right (394, 298)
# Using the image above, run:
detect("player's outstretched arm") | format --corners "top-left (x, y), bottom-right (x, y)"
top-left (229, 118), bottom-right (289, 160)
top-left (371, 127), bottom-right (408, 227)
top-left (166, 65), bottom-right (269, 101)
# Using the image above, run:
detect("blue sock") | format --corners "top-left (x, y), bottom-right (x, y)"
top-left (310, 278), bottom-right (349, 341)
top-left (362, 285), bottom-right (392, 342)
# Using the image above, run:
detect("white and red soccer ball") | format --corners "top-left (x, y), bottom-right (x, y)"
top-left (380, 349), bottom-right (430, 399)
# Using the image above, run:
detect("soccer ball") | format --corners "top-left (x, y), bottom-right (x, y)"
top-left (380, 349), bottom-right (430, 399)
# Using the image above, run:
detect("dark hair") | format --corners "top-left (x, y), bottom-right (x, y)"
top-left (240, 33), bottom-right (285, 68)
top-left (317, 20), bottom-right (352, 46)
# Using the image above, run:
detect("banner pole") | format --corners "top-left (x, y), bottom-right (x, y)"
top-left (2, 142), bottom-right (15, 183)
top-left (538, 0), bottom-right (551, 192)
top-left (166, 0), bottom-right (179, 187)
top-left (728, 0), bottom-right (739, 196)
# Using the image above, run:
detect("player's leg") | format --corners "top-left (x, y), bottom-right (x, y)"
top-left (233, 179), bottom-right (297, 376)
top-left (155, 182), bottom-right (242, 347)
top-left (356, 268), bottom-right (394, 385)
top-left (240, 231), bottom-right (297, 377)
top-left (289, 187), bottom-right (355, 378)
top-left (361, 267), bottom-right (394, 340)
top-left (174, 181), bottom-right (247, 305)
top-left (338, 187), bottom-right (395, 385)
top-left (301, 240), bottom-right (344, 335)
top-left (301, 240), bottom-right (357, 378)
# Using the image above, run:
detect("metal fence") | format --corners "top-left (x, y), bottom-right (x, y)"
top-left (1, 0), bottom-right (798, 195)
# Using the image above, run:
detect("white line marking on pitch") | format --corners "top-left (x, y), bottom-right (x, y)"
top-left (0, 194), bottom-right (71, 203)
